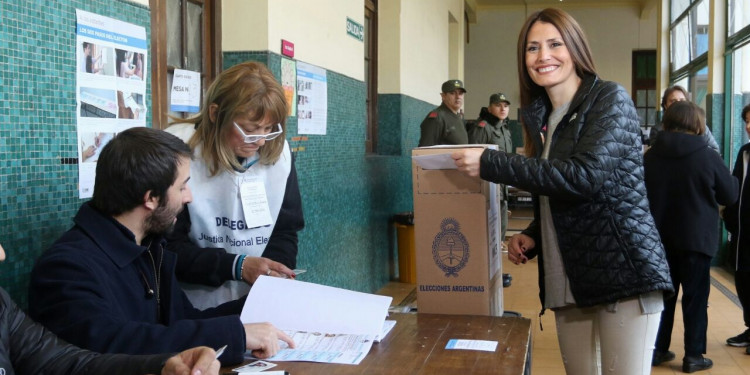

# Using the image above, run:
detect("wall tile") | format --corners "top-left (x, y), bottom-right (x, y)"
top-left (0, 0), bottom-right (150, 307)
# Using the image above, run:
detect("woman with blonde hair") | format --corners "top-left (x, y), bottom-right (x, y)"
top-left (166, 61), bottom-right (304, 309)
top-left (452, 8), bottom-right (672, 374)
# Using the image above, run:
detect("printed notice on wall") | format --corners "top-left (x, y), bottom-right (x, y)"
top-left (170, 69), bottom-right (201, 113)
top-left (296, 62), bottom-right (327, 135)
top-left (76, 9), bottom-right (148, 198)
top-left (281, 58), bottom-right (297, 117)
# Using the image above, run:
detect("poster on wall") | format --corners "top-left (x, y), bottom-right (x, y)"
top-left (281, 58), bottom-right (297, 117)
top-left (75, 9), bottom-right (148, 198)
top-left (296, 61), bottom-right (327, 135)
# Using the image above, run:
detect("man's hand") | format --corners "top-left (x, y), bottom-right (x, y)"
top-left (161, 346), bottom-right (219, 375)
top-left (242, 256), bottom-right (295, 283)
top-left (244, 322), bottom-right (296, 359)
top-left (508, 234), bottom-right (535, 265)
top-left (451, 148), bottom-right (485, 177)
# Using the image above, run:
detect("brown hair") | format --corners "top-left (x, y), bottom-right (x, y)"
top-left (172, 62), bottom-right (288, 176)
top-left (742, 103), bottom-right (750, 124)
top-left (93, 127), bottom-right (192, 216)
top-left (517, 8), bottom-right (596, 157)
top-left (661, 85), bottom-right (690, 110)
top-left (662, 100), bottom-right (705, 135)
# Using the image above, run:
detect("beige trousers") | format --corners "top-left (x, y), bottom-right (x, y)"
top-left (554, 297), bottom-right (661, 375)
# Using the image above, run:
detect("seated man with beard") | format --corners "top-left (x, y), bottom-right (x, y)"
top-left (28, 127), bottom-right (294, 366)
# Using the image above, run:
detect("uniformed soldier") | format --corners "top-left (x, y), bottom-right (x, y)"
top-left (418, 79), bottom-right (468, 147)
top-left (467, 92), bottom-right (513, 153)
top-left (468, 92), bottom-right (514, 288)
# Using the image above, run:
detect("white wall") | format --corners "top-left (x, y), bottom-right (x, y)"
top-left (222, 0), bottom-right (365, 81)
top-left (379, 0), bottom-right (465, 105)
top-left (464, 7), bottom-right (526, 120)
top-left (379, 1), bottom-right (402, 93)
top-left (222, 0), bottom-right (269, 52)
top-left (465, 4), bottom-right (657, 118)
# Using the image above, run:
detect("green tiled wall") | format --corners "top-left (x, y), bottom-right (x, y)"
top-left (377, 94), bottom-right (428, 155)
top-left (0, 0), bottom-right (150, 307)
top-left (705, 93), bottom-right (729, 267)
top-left (707, 93), bottom-right (725, 157)
top-left (224, 52), bottom-right (420, 292)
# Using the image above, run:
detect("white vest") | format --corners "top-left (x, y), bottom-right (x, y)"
top-left (165, 124), bottom-right (292, 308)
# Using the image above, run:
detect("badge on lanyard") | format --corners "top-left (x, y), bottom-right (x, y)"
top-left (239, 176), bottom-right (273, 229)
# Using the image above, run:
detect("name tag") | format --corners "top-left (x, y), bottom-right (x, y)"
top-left (239, 177), bottom-right (273, 229)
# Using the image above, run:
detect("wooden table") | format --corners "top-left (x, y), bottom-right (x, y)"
top-left (224, 313), bottom-right (531, 375)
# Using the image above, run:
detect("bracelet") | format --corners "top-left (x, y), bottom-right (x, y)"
top-left (236, 254), bottom-right (247, 281)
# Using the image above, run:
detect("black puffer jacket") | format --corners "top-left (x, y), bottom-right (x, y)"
top-left (0, 287), bottom-right (170, 375)
top-left (479, 74), bottom-right (673, 308)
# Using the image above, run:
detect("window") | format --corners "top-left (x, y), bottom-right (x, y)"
top-left (671, 0), bottom-right (691, 22)
top-left (671, 17), bottom-right (690, 70)
top-left (728, 42), bottom-right (750, 150)
top-left (150, 0), bottom-right (220, 129)
top-left (729, 0), bottom-right (750, 36)
top-left (667, 0), bottom-right (710, 122)
top-left (365, 0), bottom-right (378, 153)
top-left (669, 0), bottom-right (708, 72)
top-left (727, 0), bottom-right (750, 156)
top-left (632, 50), bottom-right (657, 132)
top-left (689, 66), bottom-right (709, 110)
top-left (666, 65), bottom-right (706, 112)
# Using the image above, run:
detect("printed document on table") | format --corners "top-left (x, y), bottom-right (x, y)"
top-left (241, 276), bottom-right (393, 364)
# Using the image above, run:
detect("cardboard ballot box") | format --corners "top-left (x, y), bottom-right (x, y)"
top-left (412, 146), bottom-right (503, 316)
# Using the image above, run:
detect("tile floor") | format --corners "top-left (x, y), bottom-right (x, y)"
top-left (379, 207), bottom-right (750, 374)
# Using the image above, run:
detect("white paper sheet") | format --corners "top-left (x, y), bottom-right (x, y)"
top-left (241, 276), bottom-right (392, 336)
top-left (241, 277), bottom-right (393, 365)
top-left (412, 144), bottom-right (497, 170)
top-left (412, 153), bottom-right (457, 170)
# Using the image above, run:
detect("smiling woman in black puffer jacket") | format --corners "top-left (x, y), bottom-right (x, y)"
top-left (452, 8), bottom-right (673, 375)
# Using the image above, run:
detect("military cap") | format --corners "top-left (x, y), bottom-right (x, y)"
top-left (489, 93), bottom-right (510, 105)
top-left (441, 79), bottom-right (466, 93)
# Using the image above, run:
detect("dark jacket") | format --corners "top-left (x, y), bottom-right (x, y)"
top-left (467, 107), bottom-right (513, 153)
top-left (418, 103), bottom-right (468, 146)
top-left (479, 74), bottom-right (673, 308)
top-left (644, 131), bottom-right (737, 257)
top-left (167, 157), bottom-right (304, 285)
top-left (0, 287), bottom-right (170, 375)
top-left (28, 202), bottom-right (247, 365)
top-left (724, 143), bottom-right (750, 271)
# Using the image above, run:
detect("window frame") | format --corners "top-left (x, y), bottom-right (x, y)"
top-left (365, 0), bottom-right (378, 154)
top-left (631, 50), bottom-right (657, 131)
top-left (723, 0), bottom-right (750, 158)
top-left (150, 0), bottom-right (221, 129)
top-left (669, 0), bottom-right (708, 77)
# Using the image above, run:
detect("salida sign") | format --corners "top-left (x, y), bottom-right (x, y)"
top-left (346, 17), bottom-right (364, 42)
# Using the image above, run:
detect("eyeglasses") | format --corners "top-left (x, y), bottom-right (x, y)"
top-left (233, 122), bottom-right (283, 144)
